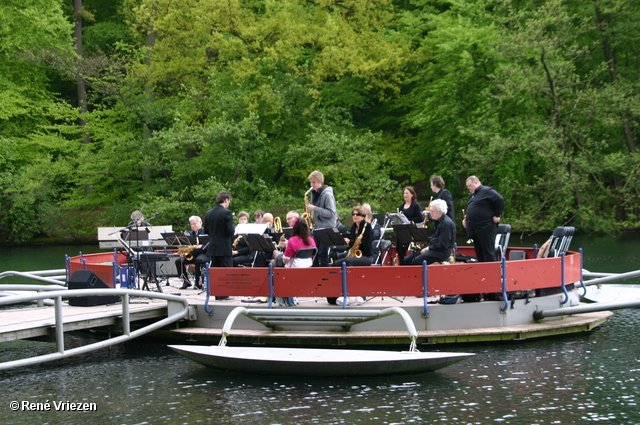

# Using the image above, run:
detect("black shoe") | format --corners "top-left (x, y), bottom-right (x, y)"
top-left (194, 283), bottom-right (203, 290)
top-left (180, 281), bottom-right (192, 290)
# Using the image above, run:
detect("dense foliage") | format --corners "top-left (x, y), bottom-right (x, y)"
top-left (1, 0), bottom-right (639, 243)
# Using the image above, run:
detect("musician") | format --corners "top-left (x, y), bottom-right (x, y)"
top-left (263, 212), bottom-right (274, 228)
top-left (282, 216), bottom-right (316, 268)
top-left (363, 203), bottom-right (382, 261)
top-left (463, 175), bottom-right (505, 263)
top-left (204, 191), bottom-right (235, 268)
top-left (307, 170), bottom-right (337, 267)
top-left (128, 210), bottom-right (150, 228)
top-left (232, 211), bottom-right (253, 267)
top-left (403, 199), bottom-right (455, 265)
top-left (175, 216), bottom-right (208, 289)
top-left (332, 206), bottom-right (373, 267)
top-left (271, 210), bottom-right (300, 267)
top-left (253, 210), bottom-right (266, 224)
top-left (396, 187), bottom-right (422, 265)
top-left (430, 175), bottom-right (455, 223)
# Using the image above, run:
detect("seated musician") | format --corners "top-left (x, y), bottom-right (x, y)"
top-left (332, 206), bottom-right (374, 267)
top-left (402, 199), bottom-right (455, 265)
top-left (362, 203), bottom-right (382, 260)
top-left (232, 211), bottom-right (253, 267)
top-left (282, 216), bottom-right (316, 268)
top-left (271, 210), bottom-right (301, 267)
top-left (175, 216), bottom-right (209, 289)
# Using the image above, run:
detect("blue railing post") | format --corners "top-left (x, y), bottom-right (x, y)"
top-left (204, 262), bottom-right (213, 314)
top-left (422, 260), bottom-right (429, 318)
top-left (80, 252), bottom-right (87, 270)
top-left (341, 262), bottom-right (348, 310)
top-left (64, 255), bottom-right (70, 283)
top-left (268, 263), bottom-right (274, 309)
top-left (560, 253), bottom-right (569, 305)
top-left (533, 243), bottom-right (539, 258)
top-left (578, 248), bottom-right (587, 298)
top-left (500, 256), bottom-right (509, 313)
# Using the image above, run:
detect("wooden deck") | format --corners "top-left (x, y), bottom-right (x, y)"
top-left (0, 298), bottom-right (168, 342)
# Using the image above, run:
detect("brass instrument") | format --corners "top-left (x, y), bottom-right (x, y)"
top-left (232, 235), bottom-right (243, 250)
top-left (273, 216), bottom-right (286, 250)
top-left (302, 186), bottom-right (314, 230)
top-left (347, 222), bottom-right (367, 258)
top-left (178, 245), bottom-right (198, 261)
top-left (462, 208), bottom-right (473, 244)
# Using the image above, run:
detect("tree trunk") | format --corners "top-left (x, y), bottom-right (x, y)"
top-left (74, 0), bottom-right (91, 144)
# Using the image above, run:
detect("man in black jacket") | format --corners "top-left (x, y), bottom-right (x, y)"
top-left (463, 176), bottom-right (505, 263)
top-left (404, 200), bottom-right (455, 265)
top-left (204, 191), bottom-right (235, 268)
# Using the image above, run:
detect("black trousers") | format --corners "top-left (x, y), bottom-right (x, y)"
top-left (470, 224), bottom-right (498, 262)
top-left (175, 253), bottom-right (209, 283)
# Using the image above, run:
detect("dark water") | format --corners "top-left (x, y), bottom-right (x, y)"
top-left (1, 235), bottom-right (640, 424)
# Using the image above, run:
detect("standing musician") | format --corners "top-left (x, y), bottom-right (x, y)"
top-left (175, 216), bottom-right (208, 289)
top-left (430, 175), bottom-right (455, 223)
top-left (462, 175), bottom-right (505, 263)
top-left (396, 187), bottom-right (423, 265)
top-left (204, 191), bottom-right (235, 267)
top-left (306, 170), bottom-right (337, 267)
top-left (332, 206), bottom-right (373, 267)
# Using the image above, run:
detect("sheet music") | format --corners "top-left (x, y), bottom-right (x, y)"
top-left (387, 213), bottom-right (410, 225)
top-left (235, 223), bottom-right (268, 234)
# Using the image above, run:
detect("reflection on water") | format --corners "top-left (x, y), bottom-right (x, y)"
top-left (1, 236), bottom-right (640, 424)
top-left (2, 311), bottom-right (640, 424)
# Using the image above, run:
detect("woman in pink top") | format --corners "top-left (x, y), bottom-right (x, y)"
top-left (282, 217), bottom-right (316, 268)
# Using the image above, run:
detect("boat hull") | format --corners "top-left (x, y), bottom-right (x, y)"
top-left (169, 345), bottom-right (474, 376)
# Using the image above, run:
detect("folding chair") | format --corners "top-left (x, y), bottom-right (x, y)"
top-left (494, 224), bottom-right (511, 261)
top-left (547, 226), bottom-right (575, 257)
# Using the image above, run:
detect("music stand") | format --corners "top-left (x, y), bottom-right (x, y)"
top-left (244, 234), bottom-right (276, 267)
top-left (314, 227), bottom-right (348, 261)
top-left (161, 232), bottom-right (191, 246)
top-left (313, 227), bottom-right (345, 247)
top-left (121, 228), bottom-right (151, 250)
top-left (392, 224), bottom-right (415, 246)
top-left (283, 227), bottom-right (294, 239)
top-left (409, 227), bottom-right (430, 245)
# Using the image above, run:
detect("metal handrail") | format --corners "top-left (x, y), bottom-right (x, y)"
top-left (219, 306), bottom-right (419, 351)
top-left (0, 270), bottom-right (66, 285)
top-left (0, 288), bottom-right (189, 371)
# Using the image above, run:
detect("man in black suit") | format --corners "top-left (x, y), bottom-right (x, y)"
top-left (204, 191), bottom-right (235, 268)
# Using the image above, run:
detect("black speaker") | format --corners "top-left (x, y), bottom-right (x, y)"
top-left (68, 270), bottom-right (121, 306)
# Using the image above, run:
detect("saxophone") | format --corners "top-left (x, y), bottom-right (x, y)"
top-left (347, 222), bottom-right (367, 258)
top-left (301, 187), bottom-right (314, 230)
top-left (178, 245), bottom-right (198, 261)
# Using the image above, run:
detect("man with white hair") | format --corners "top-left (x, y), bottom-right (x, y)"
top-left (175, 215), bottom-right (209, 289)
top-left (403, 199), bottom-right (456, 265)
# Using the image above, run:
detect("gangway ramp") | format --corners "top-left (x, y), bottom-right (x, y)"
top-left (0, 287), bottom-right (189, 370)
